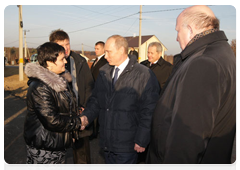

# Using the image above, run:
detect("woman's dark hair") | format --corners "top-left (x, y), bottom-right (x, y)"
top-left (37, 42), bottom-right (65, 68)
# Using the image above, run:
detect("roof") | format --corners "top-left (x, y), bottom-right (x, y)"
top-left (125, 35), bottom-right (168, 51)
top-left (124, 35), bottom-right (153, 47)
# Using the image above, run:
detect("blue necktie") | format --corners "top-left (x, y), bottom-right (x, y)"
top-left (113, 67), bottom-right (120, 85)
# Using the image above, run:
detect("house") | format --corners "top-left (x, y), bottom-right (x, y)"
top-left (124, 35), bottom-right (167, 63)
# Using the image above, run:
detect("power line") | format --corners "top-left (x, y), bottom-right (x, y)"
top-left (142, 5), bottom-right (214, 14)
top-left (26, 6), bottom-right (215, 38)
top-left (5, 40), bottom-right (19, 45)
top-left (124, 18), bottom-right (138, 36)
top-left (68, 12), bottom-right (139, 34)
top-left (142, 7), bottom-right (187, 14)
top-left (27, 12), bottom-right (139, 38)
top-left (71, 5), bottom-right (120, 17)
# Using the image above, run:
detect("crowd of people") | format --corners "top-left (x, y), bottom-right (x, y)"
top-left (23, 5), bottom-right (235, 164)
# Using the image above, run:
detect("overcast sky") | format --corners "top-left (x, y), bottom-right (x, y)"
top-left (3, 3), bottom-right (237, 56)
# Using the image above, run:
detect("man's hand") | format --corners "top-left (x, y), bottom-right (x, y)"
top-left (80, 115), bottom-right (89, 130)
top-left (134, 143), bottom-right (145, 153)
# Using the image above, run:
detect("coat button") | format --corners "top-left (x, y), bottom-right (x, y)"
top-left (106, 109), bottom-right (109, 111)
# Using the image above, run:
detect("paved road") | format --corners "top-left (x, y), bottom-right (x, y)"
top-left (4, 91), bottom-right (104, 164)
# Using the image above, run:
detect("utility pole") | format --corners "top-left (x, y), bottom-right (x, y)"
top-left (24, 30), bottom-right (30, 60)
top-left (82, 43), bottom-right (84, 55)
top-left (18, 5), bottom-right (23, 81)
top-left (138, 5), bottom-right (142, 62)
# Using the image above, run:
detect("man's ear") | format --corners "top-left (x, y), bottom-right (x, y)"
top-left (120, 46), bottom-right (125, 55)
top-left (187, 25), bottom-right (194, 39)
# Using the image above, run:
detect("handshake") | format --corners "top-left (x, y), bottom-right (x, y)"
top-left (80, 116), bottom-right (89, 130)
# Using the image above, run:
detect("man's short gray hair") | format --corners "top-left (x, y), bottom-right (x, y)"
top-left (148, 42), bottom-right (162, 53)
top-left (107, 35), bottom-right (128, 54)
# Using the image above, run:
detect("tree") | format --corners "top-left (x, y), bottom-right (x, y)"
top-left (230, 39), bottom-right (236, 57)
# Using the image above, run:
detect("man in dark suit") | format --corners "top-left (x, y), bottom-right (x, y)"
top-left (91, 41), bottom-right (108, 81)
top-left (49, 29), bottom-right (94, 164)
top-left (141, 42), bottom-right (173, 89)
top-left (90, 41), bottom-right (108, 139)
top-left (139, 42), bottom-right (172, 163)
top-left (81, 35), bottom-right (160, 164)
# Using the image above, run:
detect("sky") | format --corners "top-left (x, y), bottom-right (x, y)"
top-left (3, 4), bottom-right (237, 56)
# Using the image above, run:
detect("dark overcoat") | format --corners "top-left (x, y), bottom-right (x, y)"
top-left (141, 57), bottom-right (173, 89)
top-left (70, 51), bottom-right (94, 108)
top-left (70, 51), bottom-right (94, 138)
top-left (83, 56), bottom-right (160, 153)
top-left (147, 31), bottom-right (236, 164)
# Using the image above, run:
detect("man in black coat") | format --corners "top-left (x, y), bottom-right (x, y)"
top-left (147, 5), bottom-right (236, 164)
top-left (90, 41), bottom-right (108, 138)
top-left (81, 35), bottom-right (160, 164)
top-left (91, 41), bottom-right (108, 81)
top-left (141, 42), bottom-right (173, 89)
top-left (49, 29), bottom-right (94, 164)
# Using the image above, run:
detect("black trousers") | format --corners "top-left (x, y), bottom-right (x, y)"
top-left (73, 136), bottom-right (91, 170)
top-left (104, 151), bottom-right (138, 164)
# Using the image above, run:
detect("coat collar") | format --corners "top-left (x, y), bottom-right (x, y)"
top-left (181, 30), bottom-right (228, 61)
top-left (143, 57), bottom-right (164, 67)
top-left (99, 55), bottom-right (137, 90)
top-left (25, 63), bottom-right (67, 92)
top-left (156, 57), bottom-right (165, 66)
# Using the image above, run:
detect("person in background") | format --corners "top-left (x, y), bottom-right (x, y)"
top-left (141, 42), bottom-right (173, 89)
top-left (49, 29), bottom-right (94, 164)
top-left (90, 41), bottom-right (108, 139)
top-left (139, 42), bottom-right (173, 163)
top-left (80, 35), bottom-right (160, 164)
top-left (91, 41), bottom-right (108, 81)
top-left (4, 56), bottom-right (7, 67)
top-left (128, 47), bottom-right (138, 61)
top-left (147, 5), bottom-right (236, 164)
top-left (24, 42), bottom-right (83, 164)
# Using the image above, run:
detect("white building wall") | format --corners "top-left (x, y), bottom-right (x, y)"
top-left (138, 36), bottom-right (167, 63)
top-left (127, 36), bottom-right (168, 63)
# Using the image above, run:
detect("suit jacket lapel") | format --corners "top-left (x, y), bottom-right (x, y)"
top-left (96, 55), bottom-right (106, 68)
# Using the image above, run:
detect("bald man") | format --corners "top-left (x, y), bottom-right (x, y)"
top-left (147, 5), bottom-right (236, 164)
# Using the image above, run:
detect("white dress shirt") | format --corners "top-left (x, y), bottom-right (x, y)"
top-left (112, 57), bottom-right (130, 79)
